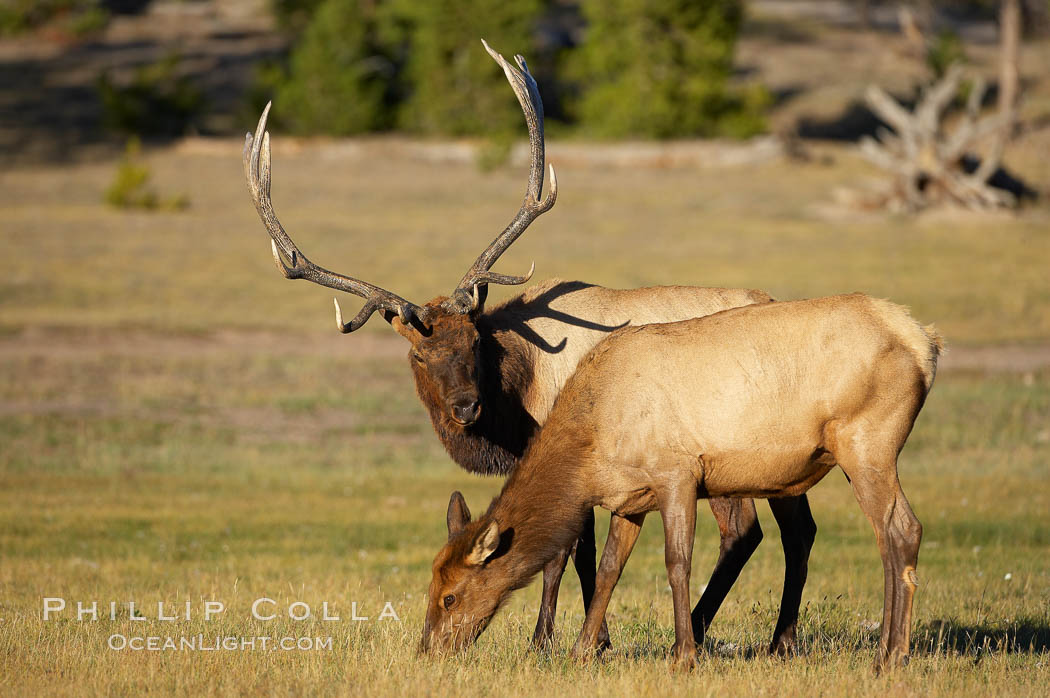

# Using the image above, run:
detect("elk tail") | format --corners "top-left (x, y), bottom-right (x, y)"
top-left (920, 323), bottom-right (944, 391)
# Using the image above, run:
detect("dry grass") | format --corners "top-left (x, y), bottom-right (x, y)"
top-left (1, 141), bottom-right (1049, 695)
top-left (3, 140), bottom-right (1049, 342)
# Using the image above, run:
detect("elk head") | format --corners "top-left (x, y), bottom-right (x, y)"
top-left (243, 40), bottom-right (556, 430)
top-left (420, 491), bottom-right (511, 654)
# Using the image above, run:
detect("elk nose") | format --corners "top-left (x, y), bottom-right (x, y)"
top-left (450, 399), bottom-right (480, 425)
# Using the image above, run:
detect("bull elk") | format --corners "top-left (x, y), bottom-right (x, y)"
top-left (422, 294), bottom-right (941, 671)
top-left (244, 41), bottom-right (816, 654)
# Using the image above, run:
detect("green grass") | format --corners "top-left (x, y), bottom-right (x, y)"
top-left (1, 345), bottom-right (1048, 695)
top-left (1, 143), bottom-right (1049, 694)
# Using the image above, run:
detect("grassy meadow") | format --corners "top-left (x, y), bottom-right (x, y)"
top-left (1, 139), bottom-right (1049, 695)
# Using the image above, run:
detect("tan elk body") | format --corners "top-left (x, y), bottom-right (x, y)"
top-left (463, 280), bottom-right (772, 427)
top-left (424, 293), bottom-right (941, 670)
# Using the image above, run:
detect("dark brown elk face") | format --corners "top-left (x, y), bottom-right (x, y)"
top-left (420, 492), bottom-right (508, 654)
top-left (394, 304), bottom-right (484, 427)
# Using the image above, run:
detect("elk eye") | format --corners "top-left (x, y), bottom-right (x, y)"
top-left (443, 594), bottom-right (456, 610)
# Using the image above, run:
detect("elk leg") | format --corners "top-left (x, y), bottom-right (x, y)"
top-left (767, 494), bottom-right (817, 656)
top-left (570, 507), bottom-right (611, 651)
top-left (691, 497), bottom-right (763, 644)
top-left (660, 481), bottom-right (699, 671)
top-left (570, 512), bottom-right (645, 661)
top-left (531, 545), bottom-right (570, 649)
top-left (888, 487), bottom-right (921, 666)
top-left (839, 451), bottom-right (922, 671)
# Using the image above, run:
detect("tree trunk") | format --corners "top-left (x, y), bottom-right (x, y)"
top-left (916, 0), bottom-right (934, 32)
top-left (999, 0), bottom-right (1021, 122)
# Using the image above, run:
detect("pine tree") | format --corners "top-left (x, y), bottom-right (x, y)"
top-left (274, 0), bottom-right (397, 135)
top-left (396, 0), bottom-right (540, 136)
top-left (570, 0), bottom-right (746, 138)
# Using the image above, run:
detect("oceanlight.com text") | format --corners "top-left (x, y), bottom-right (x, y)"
top-left (106, 634), bottom-right (334, 652)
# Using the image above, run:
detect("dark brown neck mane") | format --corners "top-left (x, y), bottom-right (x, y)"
top-left (414, 313), bottom-right (539, 476)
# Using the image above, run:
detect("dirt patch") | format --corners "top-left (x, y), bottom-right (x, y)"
top-left (938, 344), bottom-right (1050, 374)
top-left (0, 396), bottom-right (429, 447)
top-left (3, 326), bottom-right (1048, 373)
top-left (0, 325), bottom-right (406, 361)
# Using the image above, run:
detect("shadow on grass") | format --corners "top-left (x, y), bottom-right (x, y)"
top-left (0, 25), bottom-right (284, 164)
top-left (913, 618), bottom-right (1050, 656)
top-left (610, 617), bottom-right (1050, 663)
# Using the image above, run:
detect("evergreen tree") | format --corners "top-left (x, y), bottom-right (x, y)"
top-left (570, 0), bottom-right (747, 138)
top-left (396, 0), bottom-right (540, 136)
top-left (274, 0), bottom-right (398, 135)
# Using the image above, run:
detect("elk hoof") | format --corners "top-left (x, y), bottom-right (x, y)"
top-left (670, 650), bottom-right (696, 672)
top-left (872, 651), bottom-right (910, 675)
top-left (769, 634), bottom-right (798, 657)
top-left (530, 633), bottom-right (555, 653)
top-left (530, 621), bottom-right (555, 652)
top-left (595, 627), bottom-right (613, 655)
top-left (569, 645), bottom-right (597, 664)
top-left (669, 643), bottom-right (697, 672)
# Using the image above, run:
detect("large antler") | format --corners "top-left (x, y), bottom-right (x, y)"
top-left (446, 39), bottom-right (558, 313)
top-left (243, 103), bottom-right (422, 333)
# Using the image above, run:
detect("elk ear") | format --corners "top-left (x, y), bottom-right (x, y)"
top-left (470, 285), bottom-right (489, 318)
top-left (391, 315), bottom-right (417, 341)
top-left (392, 311), bottom-right (433, 340)
top-left (446, 491), bottom-right (471, 539)
top-left (465, 520), bottom-right (500, 566)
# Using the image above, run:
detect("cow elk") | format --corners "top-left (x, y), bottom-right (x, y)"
top-left (422, 294), bottom-right (941, 671)
top-left (244, 41), bottom-right (817, 655)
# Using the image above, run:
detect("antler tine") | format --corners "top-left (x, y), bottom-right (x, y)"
top-left (449, 40), bottom-right (558, 311)
top-left (243, 102), bottom-right (422, 333)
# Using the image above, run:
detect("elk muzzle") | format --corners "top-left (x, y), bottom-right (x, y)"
top-left (418, 617), bottom-right (458, 655)
top-left (449, 397), bottom-right (481, 426)
top-left (420, 616), bottom-right (489, 655)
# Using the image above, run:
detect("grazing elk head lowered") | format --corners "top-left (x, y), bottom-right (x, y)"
top-left (420, 491), bottom-right (506, 653)
top-left (243, 40), bottom-right (556, 431)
